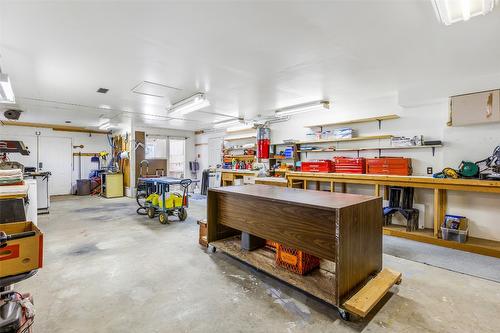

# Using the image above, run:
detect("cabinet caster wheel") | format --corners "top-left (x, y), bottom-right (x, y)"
top-left (207, 245), bottom-right (216, 253)
top-left (338, 308), bottom-right (350, 321)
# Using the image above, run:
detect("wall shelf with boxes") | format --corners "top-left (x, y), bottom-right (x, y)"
top-left (223, 131), bottom-right (257, 170)
top-left (304, 114), bottom-right (400, 130)
top-left (269, 142), bottom-right (301, 177)
top-left (298, 145), bottom-right (443, 157)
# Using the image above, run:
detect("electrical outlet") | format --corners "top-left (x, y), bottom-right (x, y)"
top-left (427, 167), bottom-right (433, 175)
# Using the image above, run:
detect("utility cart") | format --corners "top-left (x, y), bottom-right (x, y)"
top-left (136, 177), bottom-right (196, 224)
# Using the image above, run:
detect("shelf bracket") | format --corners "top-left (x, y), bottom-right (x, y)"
top-left (378, 149), bottom-right (382, 157)
top-left (432, 147), bottom-right (436, 156)
top-left (357, 150), bottom-right (360, 158)
top-left (377, 119), bottom-right (382, 130)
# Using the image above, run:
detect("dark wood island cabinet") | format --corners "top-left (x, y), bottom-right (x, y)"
top-left (207, 184), bottom-right (401, 319)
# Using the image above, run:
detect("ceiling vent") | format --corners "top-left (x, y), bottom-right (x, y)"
top-left (131, 81), bottom-right (182, 98)
top-left (97, 88), bottom-right (109, 94)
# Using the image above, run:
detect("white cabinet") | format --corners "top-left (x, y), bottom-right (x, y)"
top-left (450, 89), bottom-right (500, 126)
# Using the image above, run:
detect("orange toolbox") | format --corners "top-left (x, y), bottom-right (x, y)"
top-left (301, 160), bottom-right (335, 173)
top-left (0, 221), bottom-right (43, 278)
top-left (333, 157), bottom-right (366, 174)
top-left (366, 157), bottom-right (412, 176)
top-left (275, 244), bottom-right (320, 275)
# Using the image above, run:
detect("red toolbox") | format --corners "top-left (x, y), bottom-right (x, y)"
top-left (366, 157), bottom-right (412, 176)
top-left (333, 157), bottom-right (366, 174)
top-left (301, 160), bottom-right (335, 173)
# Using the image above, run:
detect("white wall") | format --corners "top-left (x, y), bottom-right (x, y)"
top-left (0, 125), bottom-right (111, 194)
top-left (195, 94), bottom-right (500, 241)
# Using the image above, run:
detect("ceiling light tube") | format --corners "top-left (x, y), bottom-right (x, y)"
top-left (0, 73), bottom-right (15, 104)
top-left (275, 100), bottom-right (330, 117)
top-left (226, 122), bottom-right (255, 132)
top-left (213, 118), bottom-right (243, 129)
top-left (432, 0), bottom-right (497, 26)
top-left (168, 93), bottom-right (210, 116)
top-left (99, 122), bottom-right (111, 130)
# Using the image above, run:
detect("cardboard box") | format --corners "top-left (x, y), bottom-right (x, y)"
top-left (0, 221), bottom-right (43, 278)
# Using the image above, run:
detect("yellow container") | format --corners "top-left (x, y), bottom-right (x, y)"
top-left (0, 221), bottom-right (43, 278)
top-left (159, 194), bottom-right (183, 209)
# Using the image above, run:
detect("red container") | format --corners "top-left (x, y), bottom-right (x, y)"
top-left (366, 157), bottom-right (412, 176)
top-left (333, 157), bottom-right (366, 174)
top-left (301, 160), bottom-right (335, 173)
top-left (275, 244), bottom-right (320, 275)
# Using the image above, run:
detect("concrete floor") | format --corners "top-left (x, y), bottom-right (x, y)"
top-left (20, 195), bottom-right (500, 332)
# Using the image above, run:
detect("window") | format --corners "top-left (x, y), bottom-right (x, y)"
top-left (145, 136), bottom-right (167, 159)
top-left (169, 138), bottom-right (185, 178)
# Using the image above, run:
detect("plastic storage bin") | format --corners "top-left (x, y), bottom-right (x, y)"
top-left (441, 215), bottom-right (469, 243)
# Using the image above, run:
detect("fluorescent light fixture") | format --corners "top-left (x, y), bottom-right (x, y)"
top-left (168, 93), bottom-right (210, 116)
top-left (99, 121), bottom-right (111, 130)
top-left (432, 0), bottom-right (498, 26)
top-left (275, 100), bottom-right (330, 117)
top-left (213, 118), bottom-right (243, 129)
top-left (0, 73), bottom-right (15, 104)
top-left (226, 122), bottom-right (255, 132)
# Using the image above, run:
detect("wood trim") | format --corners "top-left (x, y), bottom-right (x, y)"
top-left (1, 121), bottom-right (110, 134)
top-left (383, 226), bottom-right (500, 258)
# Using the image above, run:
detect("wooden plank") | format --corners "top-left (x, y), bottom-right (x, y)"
top-left (285, 171), bottom-right (500, 193)
top-left (297, 134), bottom-right (393, 145)
top-left (297, 145), bottom-right (442, 153)
top-left (304, 114), bottom-right (400, 128)
top-left (211, 236), bottom-right (337, 305)
top-left (383, 225), bottom-right (500, 258)
top-left (343, 268), bottom-right (401, 317)
top-left (433, 189), bottom-right (441, 237)
top-left (1, 120), bottom-right (110, 134)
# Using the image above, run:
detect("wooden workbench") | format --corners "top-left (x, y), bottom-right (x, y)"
top-left (207, 184), bottom-right (401, 318)
top-left (220, 170), bottom-right (258, 186)
top-left (286, 171), bottom-right (500, 258)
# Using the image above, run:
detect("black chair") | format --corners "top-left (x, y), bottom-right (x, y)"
top-left (383, 187), bottom-right (419, 231)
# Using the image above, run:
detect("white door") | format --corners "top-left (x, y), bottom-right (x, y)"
top-left (39, 137), bottom-right (72, 195)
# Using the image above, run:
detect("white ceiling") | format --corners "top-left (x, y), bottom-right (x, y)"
top-left (0, 1), bottom-right (500, 131)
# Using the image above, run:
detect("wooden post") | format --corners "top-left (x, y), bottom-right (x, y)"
top-left (304, 179), bottom-right (307, 190)
top-left (341, 183), bottom-right (347, 193)
top-left (330, 181), bottom-right (335, 192)
top-left (433, 189), bottom-right (447, 237)
top-left (316, 181), bottom-right (321, 191)
top-left (374, 184), bottom-right (381, 197)
top-left (384, 186), bottom-right (390, 200)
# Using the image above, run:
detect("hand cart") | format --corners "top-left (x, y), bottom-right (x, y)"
top-left (136, 177), bottom-right (197, 224)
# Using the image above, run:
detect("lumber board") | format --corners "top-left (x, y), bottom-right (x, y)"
top-left (343, 268), bottom-right (401, 317)
top-left (304, 114), bottom-right (400, 128)
top-left (211, 236), bottom-right (337, 305)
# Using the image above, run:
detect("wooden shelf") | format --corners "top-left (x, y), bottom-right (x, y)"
top-left (298, 134), bottom-right (393, 145)
top-left (225, 145), bottom-right (256, 151)
top-left (298, 145), bottom-right (442, 153)
top-left (383, 225), bottom-right (500, 258)
top-left (224, 155), bottom-right (256, 159)
top-left (224, 135), bottom-right (256, 142)
top-left (211, 236), bottom-right (336, 305)
top-left (305, 114), bottom-right (400, 128)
